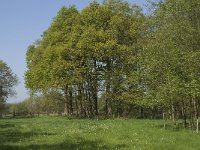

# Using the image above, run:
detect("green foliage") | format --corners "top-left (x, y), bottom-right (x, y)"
top-left (140, 0), bottom-right (200, 108)
top-left (10, 91), bottom-right (65, 116)
top-left (25, 0), bottom-right (144, 117)
top-left (0, 60), bottom-right (18, 104)
top-left (24, 0), bottom-right (200, 130)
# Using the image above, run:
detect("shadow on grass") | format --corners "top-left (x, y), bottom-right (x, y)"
top-left (0, 124), bottom-right (15, 128)
top-left (156, 122), bottom-right (192, 131)
top-left (0, 139), bottom-right (127, 150)
top-left (0, 123), bottom-right (127, 150)
top-left (0, 130), bottom-right (56, 144)
top-left (0, 116), bottom-right (36, 120)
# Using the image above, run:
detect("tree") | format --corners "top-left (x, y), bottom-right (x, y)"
top-left (0, 60), bottom-right (18, 117)
top-left (0, 60), bottom-right (18, 103)
top-left (25, 6), bottom-right (80, 116)
top-left (25, 0), bottom-right (144, 118)
top-left (79, 0), bottom-right (144, 116)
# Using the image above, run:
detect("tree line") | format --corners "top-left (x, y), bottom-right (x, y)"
top-left (22, 0), bottom-right (200, 132)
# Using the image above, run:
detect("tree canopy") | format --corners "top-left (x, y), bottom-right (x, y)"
top-left (24, 0), bottom-right (200, 132)
top-left (0, 60), bottom-right (18, 104)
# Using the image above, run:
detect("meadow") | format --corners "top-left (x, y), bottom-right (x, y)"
top-left (0, 116), bottom-right (200, 150)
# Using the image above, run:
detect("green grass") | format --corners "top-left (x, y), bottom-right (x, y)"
top-left (0, 116), bottom-right (200, 150)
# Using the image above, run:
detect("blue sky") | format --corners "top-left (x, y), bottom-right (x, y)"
top-left (0, 0), bottom-right (146, 103)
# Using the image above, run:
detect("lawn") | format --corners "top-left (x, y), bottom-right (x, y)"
top-left (0, 116), bottom-right (200, 150)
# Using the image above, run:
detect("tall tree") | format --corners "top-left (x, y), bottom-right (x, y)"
top-left (0, 60), bottom-right (18, 116)
top-left (25, 6), bottom-right (80, 116)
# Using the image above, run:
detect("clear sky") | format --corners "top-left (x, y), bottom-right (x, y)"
top-left (0, 0), bottom-right (146, 103)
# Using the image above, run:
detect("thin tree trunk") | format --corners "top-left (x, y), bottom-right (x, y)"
top-left (13, 111), bottom-right (16, 118)
top-left (64, 102), bottom-right (68, 116)
top-left (163, 111), bottom-right (166, 129)
top-left (181, 101), bottom-right (187, 128)
top-left (69, 87), bottom-right (73, 116)
top-left (171, 102), bottom-right (176, 126)
top-left (93, 60), bottom-right (98, 115)
top-left (140, 107), bottom-right (144, 118)
top-left (74, 89), bottom-right (79, 116)
top-left (194, 99), bottom-right (199, 133)
top-left (63, 85), bottom-right (69, 116)
top-left (105, 60), bottom-right (112, 116)
top-left (197, 116), bottom-right (199, 133)
top-left (78, 83), bottom-right (83, 117)
top-left (189, 98), bottom-right (194, 129)
top-left (83, 83), bottom-right (87, 118)
top-left (151, 107), bottom-right (154, 119)
top-left (88, 90), bottom-right (93, 117)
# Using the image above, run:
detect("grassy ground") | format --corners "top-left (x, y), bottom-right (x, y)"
top-left (0, 116), bottom-right (200, 150)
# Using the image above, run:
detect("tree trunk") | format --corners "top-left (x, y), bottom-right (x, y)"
top-left (140, 107), bottom-right (144, 118)
top-left (163, 111), bottom-right (166, 129)
top-left (63, 101), bottom-right (68, 116)
top-left (181, 102), bottom-right (187, 128)
top-left (13, 111), bottom-right (16, 118)
top-left (196, 116), bottom-right (199, 134)
top-left (171, 102), bottom-right (176, 126)
top-left (151, 107), bottom-right (155, 119)
top-left (83, 83), bottom-right (88, 118)
top-left (87, 89), bottom-right (93, 117)
top-left (78, 83), bottom-right (85, 117)
top-left (189, 98), bottom-right (194, 129)
top-left (105, 60), bottom-right (112, 116)
top-left (63, 85), bottom-right (69, 116)
top-left (74, 89), bottom-right (79, 116)
top-left (194, 99), bottom-right (199, 133)
top-left (93, 60), bottom-right (98, 115)
top-left (69, 87), bottom-right (73, 116)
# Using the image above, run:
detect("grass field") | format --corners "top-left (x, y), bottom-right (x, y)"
top-left (0, 116), bottom-right (200, 150)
